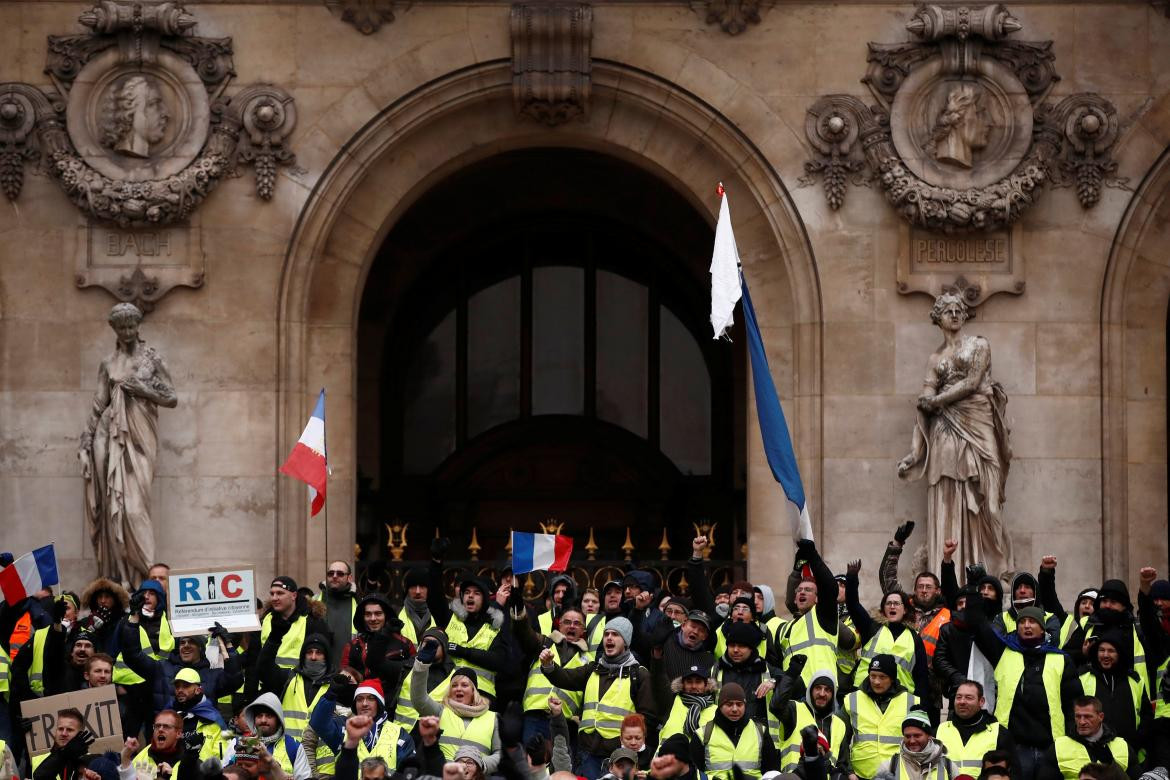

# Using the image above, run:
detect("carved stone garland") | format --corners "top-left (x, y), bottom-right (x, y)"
top-left (0, 0), bottom-right (297, 227)
top-left (511, 3), bottom-right (592, 126)
top-left (802, 4), bottom-right (1122, 232)
top-left (691, 0), bottom-right (768, 35)
top-left (324, 0), bottom-right (410, 34)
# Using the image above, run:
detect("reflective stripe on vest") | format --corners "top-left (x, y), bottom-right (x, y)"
top-left (261, 613), bottom-right (308, 670)
top-left (114, 617), bottom-right (176, 686)
top-left (1079, 671), bottom-right (1143, 726)
top-left (993, 649), bottom-right (1066, 743)
top-left (437, 708), bottom-right (496, 760)
top-left (28, 627), bottom-right (49, 694)
top-left (714, 623), bottom-right (768, 661)
top-left (920, 608), bottom-right (951, 658)
top-left (445, 615), bottom-right (500, 696)
top-left (703, 719), bottom-right (764, 780)
top-left (9, 613), bottom-right (31, 662)
top-left (356, 722), bottom-right (404, 771)
top-left (779, 704), bottom-right (845, 772)
top-left (853, 626), bottom-right (916, 691)
top-left (585, 615), bottom-right (607, 652)
top-left (935, 720), bottom-right (1000, 772)
top-left (1053, 736), bottom-right (1127, 780)
top-left (659, 697), bottom-right (716, 742)
top-left (523, 645), bottom-right (589, 716)
top-left (395, 671), bottom-right (452, 728)
top-left (282, 674), bottom-right (328, 741)
top-left (315, 743), bottom-right (337, 777)
top-left (1156, 658), bottom-right (1170, 719)
top-left (397, 608), bottom-right (436, 647)
top-left (193, 720), bottom-right (224, 762)
top-left (845, 689), bottom-right (916, 780)
top-left (271, 735), bottom-right (301, 776)
top-left (780, 610), bottom-right (838, 689)
top-left (130, 745), bottom-right (182, 780)
top-left (887, 752), bottom-right (953, 780)
top-left (0, 650), bottom-right (9, 697)
top-left (580, 673), bottom-right (634, 739)
top-left (837, 616), bottom-right (860, 680)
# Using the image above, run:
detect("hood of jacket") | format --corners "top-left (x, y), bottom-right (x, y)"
top-left (243, 692), bottom-right (286, 737)
top-left (136, 579), bottom-right (167, 611)
top-left (976, 576), bottom-right (1004, 611)
top-left (755, 585), bottom-right (776, 616)
top-left (804, 669), bottom-right (837, 713)
top-left (1009, 572), bottom-right (1039, 609)
top-left (449, 597), bottom-right (505, 629)
top-left (549, 574), bottom-right (578, 611)
top-left (354, 593), bottom-right (402, 634)
top-left (82, 578), bottom-right (130, 612)
top-left (180, 693), bottom-right (227, 727)
top-left (670, 675), bottom-right (719, 694)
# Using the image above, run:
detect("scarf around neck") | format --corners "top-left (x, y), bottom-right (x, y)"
top-left (597, 649), bottom-right (636, 673)
top-left (679, 693), bottom-right (712, 736)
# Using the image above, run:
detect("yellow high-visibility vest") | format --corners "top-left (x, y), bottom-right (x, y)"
top-left (778, 703), bottom-right (845, 772)
top-left (844, 689), bottom-right (916, 779)
top-left (580, 673), bottom-right (634, 740)
top-left (27, 627), bottom-right (49, 695)
top-left (445, 614), bottom-right (500, 696)
top-left (853, 625), bottom-right (916, 691)
top-left (1085, 624), bottom-right (1151, 696)
top-left (1079, 670), bottom-right (1143, 727)
top-left (356, 722), bottom-right (405, 771)
top-left (779, 610), bottom-right (838, 690)
top-left (281, 674), bottom-right (328, 741)
top-left (935, 720), bottom-right (1000, 774)
top-left (437, 707), bottom-right (496, 760)
top-left (659, 696), bottom-right (716, 742)
top-left (714, 623), bottom-right (769, 660)
top-left (114, 617), bottom-right (175, 686)
top-left (702, 719), bottom-right (765, 780)
top-left (394, 670), bottom-right (452, 729)
top-left (1053, 735), bottom-right (1127, 780)
top-left (260, 613), bottom-right (308, 670)
top-left (993, 649), bottom-right (1066, 743)
top-left (523, 644), bottom-right (589, 716)
top-left (397, 608), bottom-right (435, 647)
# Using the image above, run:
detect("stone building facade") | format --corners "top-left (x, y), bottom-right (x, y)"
top-left (1, 0), bottom-right (1167, 603)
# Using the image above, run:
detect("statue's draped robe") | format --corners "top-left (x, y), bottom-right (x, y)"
top-left (83, 345), bottom-right (172, 585)
top-left (906, 335), bottom-right (1014, 578)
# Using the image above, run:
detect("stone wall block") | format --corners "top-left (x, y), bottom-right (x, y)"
top-left (1003, 458), bottom-right (1102, 534)
top-left (824, 322), bottom-right (894, 395)
top-left (194, 391), bottom-right (278, 477)
top-left (1006, 396), bottom-right (1100, 459)
top-left (1124, 326), bottom-right (1166, 401)
top-left (0, 391), bottom-right (91, 475)
top-left (1072, 6), bottom-right (1150, 95)
top-left (815, 230), bottom-right (875, 322)
top-left (824, 395), bottom-right (907, 459)
top-left (0, 320), bottom-right (81, 391)
top-left (823, 457), bottom-right (894, 533)
top-left (1036, 323), bottom-right (1100, 395)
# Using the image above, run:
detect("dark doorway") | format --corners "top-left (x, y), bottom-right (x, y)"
top-left (356, 149), bottom-right (746, 579)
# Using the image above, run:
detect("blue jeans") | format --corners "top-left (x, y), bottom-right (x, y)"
top-left (1016, 745), bottom-right (1047, 780)
top-left (575, 749), bottom-right (605, 780)
top-left (523, 714), bottom-right (551, 744)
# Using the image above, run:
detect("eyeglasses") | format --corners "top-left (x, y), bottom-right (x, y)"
top-left (153, 723), bottom-right (177, 731)
top-left (560, 619), bottom-right (583, 627)
top-left (327, 570), bottom-right (348, 577)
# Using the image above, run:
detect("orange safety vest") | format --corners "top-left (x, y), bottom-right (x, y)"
top-left (9, 613), bottom-right (32, 662)
top-left (920, 608), bottom-right (951, 659)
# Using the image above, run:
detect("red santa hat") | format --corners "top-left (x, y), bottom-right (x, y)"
top-left (354, 678), bottom-right (385, 706)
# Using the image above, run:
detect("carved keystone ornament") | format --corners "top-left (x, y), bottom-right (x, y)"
top-left (802, 4), bottom-right (1123, 233)
top-left (511, 3), bottom-right (592, 126)
top-left (0, 0), bottom-right (297, 226)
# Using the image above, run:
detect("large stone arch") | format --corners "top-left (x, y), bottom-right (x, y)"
top-left (1102, 138), bottom-right (1170, 579)
top-left (275, 60), bottom-right (822, 582)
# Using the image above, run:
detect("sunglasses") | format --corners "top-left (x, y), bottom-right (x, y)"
top-left (327, 570), bottom-right (348, 577)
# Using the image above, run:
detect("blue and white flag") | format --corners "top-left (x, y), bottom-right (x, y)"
top-left (709, 187), bottom-right (814, 541)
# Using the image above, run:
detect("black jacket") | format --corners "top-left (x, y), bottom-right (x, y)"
top-left (932, 612), bottom-right (975, 699)
top-left (543, 657), bottom-right (658, 757)
top-left (1037, 726), bottom-right (1138, 780)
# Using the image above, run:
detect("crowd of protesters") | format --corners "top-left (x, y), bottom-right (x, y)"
top-left (1, 521), bottom-right (1169, 780)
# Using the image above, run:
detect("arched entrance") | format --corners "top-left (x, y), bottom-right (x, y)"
top-left (276, 60), bottom-right (823, 585)
top-left (355, 148), bottom-right (740, 567)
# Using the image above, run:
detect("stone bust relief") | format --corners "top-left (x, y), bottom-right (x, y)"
top-left (928, 84), bottom-right (990, 169)
top-left (99, 75), bottom-right (170, 158)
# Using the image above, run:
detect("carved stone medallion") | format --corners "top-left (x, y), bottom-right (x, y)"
top-left (801, 4), bottom-right (1123, 237)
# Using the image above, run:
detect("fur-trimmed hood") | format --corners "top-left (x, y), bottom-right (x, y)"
top-left (82, 578), bottom-right (129, 612)
top-left (449, 597), bottom-right (505, 629)
top-left (550, 629), bottom-right (589, 654)
top-left (670, 675), bottom-right (719, 695)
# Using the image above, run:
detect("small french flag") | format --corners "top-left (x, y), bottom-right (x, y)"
top-left (280, 389), bottom-right (328, 517)
top-left (511, 532), bottom-right (573, 575)
top-left (0, 544), bottom-right (59, 606)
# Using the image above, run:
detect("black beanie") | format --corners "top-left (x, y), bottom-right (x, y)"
top-left (724, 620), bottom-right (764, 649)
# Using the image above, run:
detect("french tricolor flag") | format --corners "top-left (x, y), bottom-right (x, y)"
top-left (280, 389), bottom-right (328, 517)
top-left (511, 532), bottom-right (573, 575)
top-left (0, 544), bottom-right (59, 606)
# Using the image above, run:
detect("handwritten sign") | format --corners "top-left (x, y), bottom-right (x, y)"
top-left (22, 685), bottom-right (123, 758)
top-left (167, 566), bottom-right (261, 638)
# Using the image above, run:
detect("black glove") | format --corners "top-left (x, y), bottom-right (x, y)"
top-left (447, 641), bottom-right (461, 658)
top-left (208, 622), bottom-right (232, 645)
top-left (966, 562), bottom-right (987, 585)
top-left (498, 702), bottom-right (524, 746)
top-left (786, 654), bottom-right (808, 677)
top-left (52, 598), bottom-right (70, 624)
top-left (268, 614), bottom-right (293, 639)
top-left (893, 521), bottom-right (916, 545)
top-left (182, 728), bottom-right (206, 755)
top-left (508, 584), bottom-right (524, 611)
top-left (20, 717), bottom-right (37, 734)
top-left (327, 674), bottom-right (357, 707)
top-left (799, 724), bottom-right (820, 757)
top-left (430, 536), bottom-right (451, 561)
top-left (60, 729), bottom-right (96, 761)
top-left (416, 638), bottom-right (439, 664)
top-left (128, 590), bottom-right (146, 615)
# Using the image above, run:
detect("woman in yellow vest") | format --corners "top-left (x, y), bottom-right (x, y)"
top-left (844, 561), bottom-right (931, 707)
top-left (408, 644), bottom-right (501, 774)
top-left (688, 683), bottom-right (779, 780)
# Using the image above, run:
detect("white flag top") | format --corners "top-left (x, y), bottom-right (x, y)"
top-left (709, 185), bottom-right (742, 339)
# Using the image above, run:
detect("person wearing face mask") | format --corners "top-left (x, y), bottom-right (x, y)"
top-left (657, 665), bottom-right (718, 742)
top-left (713, 622), bottom-right (771, 726)
top-left (511, 595), bottom-right (592, 743)
top-left (1035, 557), bottom-right (1098, 653)
top-left (341, 594), bottom-right (414, 703)
top-left (1076, 631), bottom-right (1148, 748)
top-left (712, 598), bottom-right (771, 665)
top-left (874, 710), bottom-right (956, 780)
top-left (540, 618), bottom-right (657, 779)
top-left (1076, 581), bottom-right (1150, 698)
top-left (258, 630), bottom-right (335, 751)
top-left (844, 561), bottom-right (931, 712)
top-left (967, 590), bottom-right (1081, 780)
top-left (993, 572), bottom-right (1061, 643)
top-left (768, 656), bottom-right (850, 772)
top-left (844, 655), bottom-right (918, 780)
top-left (78, 578), bottom-right (130, 654)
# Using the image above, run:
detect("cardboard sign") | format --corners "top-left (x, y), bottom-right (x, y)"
top-left (167, 566), bottom-right (261, 638)
top-left (22, 685), bottom-right (123, 758)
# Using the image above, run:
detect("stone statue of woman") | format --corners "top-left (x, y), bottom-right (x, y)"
top-left (896, 292), bottom-right (1013, 579)
top-left (80, 303), bottom-right (177, 585)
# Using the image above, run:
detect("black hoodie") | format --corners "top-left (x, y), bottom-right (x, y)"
top-left (1077, 629), bottom-right (1149, 746)
top-left (343, 593), bottom-right (413, 691)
